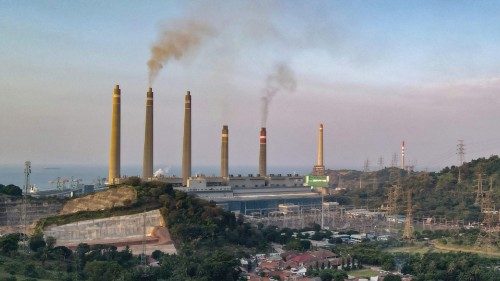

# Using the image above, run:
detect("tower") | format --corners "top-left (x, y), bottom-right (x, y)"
top-left (402, 187), bottom-right (414, 240)
top-left (475, 173), bottom-right (484, 206)
top-left (401, 141), bottom-right (406, 170)
top-left (108, 85), bottom-right (121, 184)
top-left (313, 124), bottom-right (325, 176)
top-left (182, 91), bottom-right (192, 186)
top-left (259, 127), bottom-right (267, 177)
top-left (457, 140), bottom-right (465, 183)
top-left (221, 125), bottom-right (229, 179)
top-left (142, 87), bottom-right (154, 179)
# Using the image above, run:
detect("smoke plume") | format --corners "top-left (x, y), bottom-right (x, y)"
top-left (261, 62), bottom-right (297, 126)
top-left (147, 20), bottom-right (214, 85)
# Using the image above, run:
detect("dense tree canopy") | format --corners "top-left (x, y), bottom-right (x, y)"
top-left (0, 184), bottom-right (22, 197)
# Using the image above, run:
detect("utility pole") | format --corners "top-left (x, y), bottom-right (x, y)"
top-left (22, 161), bottom-right (31, 252)
top-left (457, 140), bottom-right (465, 183)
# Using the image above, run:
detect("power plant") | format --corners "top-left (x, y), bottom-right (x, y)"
top-left (106, 85), bottom-right (331, 213)
top-left (142, 87), bottom-right (154, 179)
top-left (108, 85), bottom-right (121, 184)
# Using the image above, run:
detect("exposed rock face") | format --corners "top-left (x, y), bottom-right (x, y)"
top-left (43, 209), bottom-right (176, 255)
top-left (60, 187), bottom-right (136, 215)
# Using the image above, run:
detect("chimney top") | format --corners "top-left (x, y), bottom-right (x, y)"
top-left (115, 85), bottom-right (120, 90)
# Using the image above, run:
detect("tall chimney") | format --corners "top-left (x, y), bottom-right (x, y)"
top-left (313, 123), bottom-right (325, 176)
top-left (259, 127), bottom-right (267, 177)
top-left (142, 87), bottom-right (154, 179)
top-left (182, 91), bottom-right (192, 186)
top-left (221, 125), bottom-right (229, 179)
top-left (108, 85), bottom-right (121, 184)
top-left (401, 141), bottom-right (405, 170)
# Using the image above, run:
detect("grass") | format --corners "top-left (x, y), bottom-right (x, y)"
top-left (432, 241), bottom-right (500, 257)
top-left (349, 268), bottom-right (379, 278)
top-left (384, 240), bottom-right (500, 258)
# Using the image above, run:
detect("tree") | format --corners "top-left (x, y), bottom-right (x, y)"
top-left (29, 234), bottom-right (46, 252)
top-left (0, 184), bottom-right (22, 197)
top-left (319, 270), bottom-right (333, 281)
top-left (384, 274), bottom-right (402, 281)
top-left (0, 233), bottom-right (20, 254)
top-left (84, 261), bottom-right (122, 281)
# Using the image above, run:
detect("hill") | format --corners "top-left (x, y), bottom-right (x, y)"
top-left (326, 155), bottom-right (500, 221)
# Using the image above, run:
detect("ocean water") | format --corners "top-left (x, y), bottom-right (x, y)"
top-left (0, 164), bottom-right (311, 191)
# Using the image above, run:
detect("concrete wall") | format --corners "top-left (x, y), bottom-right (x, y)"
top-left (0, 197), bottom-right (62, 233)
top-left (44, 209), bottom-right (163, 245)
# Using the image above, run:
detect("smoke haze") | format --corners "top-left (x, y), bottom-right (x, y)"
top-left (147, 20), bottom-right (215, 85)
top-left (261, 62), bottom-right (297, 126)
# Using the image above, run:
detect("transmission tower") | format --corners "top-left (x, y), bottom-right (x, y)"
top-left (377, 157), bottom-right (384, 170)
top-left (457, 140), bottom-right (465, 183)
top-left (475, 177), bottom-right (498, 250)
top-left (474, 173), bottom-right (484, 206)
top-left (22, 161), bottom-right (31, 251)
top-left (385, 184), bottom-right (401, 216)
top-left (391, 153), bottom-right (398, 168)
top-left (363, 158), bottom-right (370, 173)
top-left (402, 188), bottom-right (414, 240)
top-left (141, 210), bottom-right (147, 266)
top-left (481, 178), bottom-right (495, 225)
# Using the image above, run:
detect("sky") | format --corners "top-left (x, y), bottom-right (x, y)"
top-left (1, 0), bottom-right (500, 172)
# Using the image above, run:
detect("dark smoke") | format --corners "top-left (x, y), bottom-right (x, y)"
top-left (147, 20), bottom-right (215, 86)
top-left (261, 62), bottom-right (297, 126)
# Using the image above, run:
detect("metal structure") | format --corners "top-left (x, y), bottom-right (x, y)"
top-left (457, 140), bottom-right (465, 183)
top-left (475, 173), bottom-right (484, 206)
top-left (22, 161), bottom-right (31, 251)
top-left (377, 157), bottom-right (384, 170)
top-left (402, 188), bottom-right (414, 240)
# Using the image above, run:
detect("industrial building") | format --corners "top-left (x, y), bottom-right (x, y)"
top-left (104, 85), bottom-right (330, 213)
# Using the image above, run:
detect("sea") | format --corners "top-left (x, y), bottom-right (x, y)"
top-left (0, 164), bottom-right (311, 191)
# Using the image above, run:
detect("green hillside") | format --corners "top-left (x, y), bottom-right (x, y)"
top-left (327, 155), bottom-right (500, 222)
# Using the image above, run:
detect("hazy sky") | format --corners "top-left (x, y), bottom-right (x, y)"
top-left (1, 1), bottom-right (500, 171)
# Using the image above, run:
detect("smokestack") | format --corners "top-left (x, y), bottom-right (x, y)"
top-left (221, 125), bottom-right (229, 179)
top-left (108, 85), bottom-right (121, 184)
top-left (182, 91), bottom-right (192, 186)
top-left (142, 87), bottom-right (154, 179)
top-left (259, 127), bottom-right (267, 177)
top-left (317, 124), bottom-right (324, 166)
top-left (313, 123), bottom-right (325, 176)
top-left (401, 141), bottom-right (405, 170)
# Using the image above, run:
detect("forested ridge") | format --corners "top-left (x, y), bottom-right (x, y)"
top-left (327, 155), bottom-right (500, 221)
